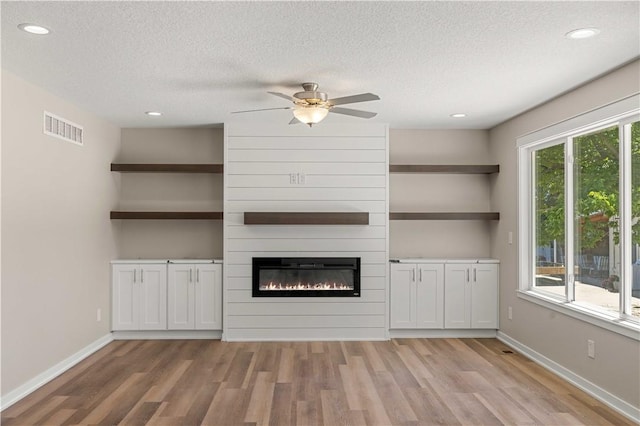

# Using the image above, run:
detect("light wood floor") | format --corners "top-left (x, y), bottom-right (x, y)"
top-left (2, 338), bottom-right (633, 425)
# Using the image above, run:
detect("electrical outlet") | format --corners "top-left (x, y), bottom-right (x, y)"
top-left (96, 308), bottom-right (102, 322)
top-left (290, 173), bottom-right (296, 184)
top-left (299, 173), bottom-right (305, 184)
top-left (587, 339), bottom-right (595, 359)
top-left (508, 306), bottom-right (513, 320)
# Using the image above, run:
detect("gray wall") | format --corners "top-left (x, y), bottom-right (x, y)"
top-left (117, 128), bottom-right (223, 259)
top-left (389, 129), bottom-right (493, 258)
top-left (490, 60), bottom-right (640, 409)
top-left (1, 71), bottom-right (120, 396)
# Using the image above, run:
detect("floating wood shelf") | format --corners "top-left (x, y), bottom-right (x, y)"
top-left (389, 212), bottom-right (500, 220)
top-left (244, 212), bottom-right (369, 225)
top-left (389, 165), bottom-right (499, 174)
top-left (111, 164), bottom-right (223, 173)
top-left (110, 211), bottom-right (223, 220)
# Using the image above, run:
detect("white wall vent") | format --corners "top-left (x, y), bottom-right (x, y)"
top-left (43, 111), bottom-right (83, 146)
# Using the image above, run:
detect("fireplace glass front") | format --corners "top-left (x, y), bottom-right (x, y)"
top-left (252, 257), bottom-right (361, 297)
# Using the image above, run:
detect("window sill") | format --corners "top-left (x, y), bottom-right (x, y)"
top-left (517, 290), bottom-right (640, 341)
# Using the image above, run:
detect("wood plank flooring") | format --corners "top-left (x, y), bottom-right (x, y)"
top-left (1, 338), bottom-right (633, 425)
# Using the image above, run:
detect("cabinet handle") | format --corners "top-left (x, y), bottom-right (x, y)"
top-left (474, 268), bottom-right (477, 283)
top-left (412, 269), bottom-right (415, 282)
top-left (467, 268), bottom-right (470, 282)
top-left (134, 269), bottom-right (137, 283)
top-left (419, 268), bottom-right (422, 282)
top-left (141, 269), bottom-right (144, 283)
top-left (196, 268), bottom-right (200, 283)
top-left (190, 268), bottom-right (193, 283)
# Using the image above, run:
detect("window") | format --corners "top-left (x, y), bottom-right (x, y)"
top-left (518, 95), bottom-right (640, 338)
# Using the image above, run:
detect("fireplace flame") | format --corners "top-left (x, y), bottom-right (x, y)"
top-left (260, 281), bottom-right (352, 290)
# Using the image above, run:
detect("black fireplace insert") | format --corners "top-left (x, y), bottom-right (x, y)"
top-left (252, 257), bottom-right (361, 297)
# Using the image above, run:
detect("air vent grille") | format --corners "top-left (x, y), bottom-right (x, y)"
top-left (44, 111), bottom-right (83, 146)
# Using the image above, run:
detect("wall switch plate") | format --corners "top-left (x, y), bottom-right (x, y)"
top-left (508, 231), bottom-right (513, 245)
top-left (97, 308), bottom-right (102, 322)
top-left (587, 339), bottom-right (595, 359)
top-left (508, 306), bottom-right (513, 320)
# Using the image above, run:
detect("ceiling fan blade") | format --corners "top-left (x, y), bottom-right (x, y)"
top-left (328, 93), bottom-right (380, 106)
top-left (267, 91), bottom-right (295, 102)
top-left (289, 117), bottom-right (302, 125)
top-left (330, 107), bottom-right (377, 119)
top-left (231, 106), bottom-right (293, 114)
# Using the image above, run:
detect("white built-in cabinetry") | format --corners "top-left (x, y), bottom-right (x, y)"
top-left (168, 261), bottom-right (222, 330)
top-left (111, 261), bottom-right (167, 330)
top-left (111, 260), bottom-right (222, 334)
top-left (390, 261), bottom-right (444, 329)
top-left (390, 259), bottom-right (499, 335)
top-left (443, 260), bottom-right (499, 329)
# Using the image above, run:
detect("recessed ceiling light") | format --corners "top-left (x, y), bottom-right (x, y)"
top-left (18, 23), bottom-right (50, 35)
top-left (450, 113), bottom-right (466, 118)
top-left (565, 28), bottom-right (600, 39)
top-left (145, 111), bottom-right (162, 116)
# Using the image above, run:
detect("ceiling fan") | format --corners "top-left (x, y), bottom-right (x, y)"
top-left (232, 82), bottom-right (380, 127)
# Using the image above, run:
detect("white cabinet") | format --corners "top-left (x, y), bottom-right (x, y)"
top-left (390, 262), bottom-right (444, 329)
top-left (168, 263), bottom-right (222, 330)
top-left (112, 262), bottom-right (167, 331)
top-left (444, 262), bottom-right (498, 329)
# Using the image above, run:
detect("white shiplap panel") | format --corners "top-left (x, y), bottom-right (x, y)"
top-left (227, 187), bottom-right (386, 201)
top-left (224, 263), bottom-right (385, 279)
top-left (226, 123), bottom-right (387, 138)
top-left (227, 149), bottom-right (385, 163)
top-left (226, 224), bottom-right (386, 239)
top-left (224, 124), bottom-right (388, 341)
top-left (228, 136), bottom-right (386, 150)
top-left (226, 302), bottom-right (385, 316)
top-left (224, 250), bottom-right (388, 265)
top-left (224, 276), bottom-right (386, 290)
top-left (227, 174), bottom-right (387, 188)
top-left (225, 289), bottom-right (386, 303)
top-left (225, 200), bottom-right (386, 214)
top-left (226, 315), bottom-right (386, 329)
top-left (226, 238), bottom-right (386, 252)
top-left (223, 327), bottom-right (387, 341)
top-left (226, 162), bottom-right (386, 175)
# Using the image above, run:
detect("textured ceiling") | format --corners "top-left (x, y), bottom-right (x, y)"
top-left (2, 1), bottom-right (639, 129)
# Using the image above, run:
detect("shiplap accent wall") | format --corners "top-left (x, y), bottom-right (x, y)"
top-left (224, 123), bottom-right (389, 341)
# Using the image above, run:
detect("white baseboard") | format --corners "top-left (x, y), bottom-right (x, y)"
top-left (389, 329), bottom-right (497, 339)
top-left (497, 331), bottom-right (640, 423)
top-left (113, 330), bottom-right (222, 340)
top-left (0, 333), bottom-right (114, 411)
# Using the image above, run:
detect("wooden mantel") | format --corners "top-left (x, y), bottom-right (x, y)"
top-left (243, 212), bottom-right (369, 225)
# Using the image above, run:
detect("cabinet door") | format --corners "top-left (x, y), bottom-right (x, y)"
top-left (139, 264), bottom-right (167, 330)
top-left (112, 264), bottom-right (138, 330)
top-left (390, 263), bottom-right (416, 328)
top-left (444, 264), bottom-right (471, 328)
top-left (416, 264), bottom-right (444, 329)
top-left (471, 264), bottom-right (499, 329)
top-left (168, 264), bottom-right (194, 329)
top-left (195, 264), bottom-right (222, 330)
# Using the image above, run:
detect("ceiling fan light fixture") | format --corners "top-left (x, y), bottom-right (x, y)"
top-left (293, 105), bottom-right (329, 127)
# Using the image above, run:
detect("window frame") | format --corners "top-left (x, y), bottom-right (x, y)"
top-left (517, 94), bottom-right (640, 340)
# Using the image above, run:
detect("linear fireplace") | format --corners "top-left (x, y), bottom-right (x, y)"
top-left (252, 257), bottom-right (361, 297)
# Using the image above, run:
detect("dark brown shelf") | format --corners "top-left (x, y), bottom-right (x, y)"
top-left (244, 212), bottom-right (369, 225)
top-left (390, 212), bottom-right (500, 220)
top-left (111, 164), bottom-right (223, 173)
top-left (389, 164), bottom-right (499, 174)
top-left (110, 211), bottom-right (223, 220)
